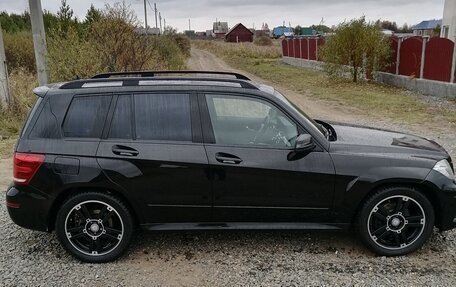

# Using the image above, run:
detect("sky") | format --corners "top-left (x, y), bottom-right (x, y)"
top-left (0, 0), bottom-right (446, 32)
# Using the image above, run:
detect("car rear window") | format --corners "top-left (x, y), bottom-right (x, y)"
top-left (63, 95), bottom-right (111, 138)
top-left (134, 93), bottom-right (192, 142)
top-left (29, 100), bottom-right (60, 139)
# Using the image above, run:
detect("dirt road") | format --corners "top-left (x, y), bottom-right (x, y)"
top-left (0, 49), bottom-right (455, 286)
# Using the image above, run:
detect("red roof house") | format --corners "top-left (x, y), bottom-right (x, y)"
top-left (225, 23), bottom-right (254, 43)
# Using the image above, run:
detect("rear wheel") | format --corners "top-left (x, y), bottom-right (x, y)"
top-left (56, 192), bottom-right (133, 263)
top-left (357, 187), bottom-right (434, 256)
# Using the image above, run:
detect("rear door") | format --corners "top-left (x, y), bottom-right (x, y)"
top-left (201, 93), bottom-right (335, 223)
top-left (96, 92), bottom-right (211, 223)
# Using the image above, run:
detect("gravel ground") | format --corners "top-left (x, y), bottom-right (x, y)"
top-left (0, 49), bottom-right (455, 286)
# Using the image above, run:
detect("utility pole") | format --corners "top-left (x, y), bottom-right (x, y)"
top-left (29, 0), bottom-right (48, 86)
top-left (0, 22), bottom-right (10, 107)
top-left (189, 19), bottom-right (191, 31)
top-left (159, 12), bottom-right (162, 34)
top-left (143, 0), bottom-right (148, 32)
top-left (163, 18), bottom-right (166, 30)
top-left (154, 3), bottom-right (158, 29)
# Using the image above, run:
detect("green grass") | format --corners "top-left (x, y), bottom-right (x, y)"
top-left (194, 41), bottom-right (456, 126)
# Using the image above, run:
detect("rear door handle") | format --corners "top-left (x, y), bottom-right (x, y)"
top-left (215, 152), bottom-right (242, 164)
top-left (112, 145), bottom-right (139, 157)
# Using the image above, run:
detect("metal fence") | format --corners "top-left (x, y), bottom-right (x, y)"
top-left (282, 37), bottom-right (456, 84)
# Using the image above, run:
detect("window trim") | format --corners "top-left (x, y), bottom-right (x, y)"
top-left (200, 92), bottom-right (307, 150)
top-left (61, 94), bottom-right (113, 140)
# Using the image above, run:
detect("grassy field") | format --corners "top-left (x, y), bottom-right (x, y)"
top-left (193, 40), bottom-right (456, 126)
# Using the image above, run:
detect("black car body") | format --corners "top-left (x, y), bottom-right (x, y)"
top-left (6, 71), bottom-right (456, 262)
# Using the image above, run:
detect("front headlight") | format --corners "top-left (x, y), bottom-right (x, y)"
top-left (433, 160), bottom-right (455, 179)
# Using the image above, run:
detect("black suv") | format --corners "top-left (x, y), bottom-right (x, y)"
top-left (6, 71), bottom-right (456, 262)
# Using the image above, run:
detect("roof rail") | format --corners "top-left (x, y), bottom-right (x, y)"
top-left (91, 70), bottom-right (251, 81)
top-left (59, 77), bottom-right (259, 90)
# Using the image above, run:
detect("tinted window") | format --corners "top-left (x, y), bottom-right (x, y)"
top-left (134, 93), bottom-right (192, 141)
top-left (29, 100), bottom-right (60, 139)
top-left (109, 95), bottom-right (132, 139)
top-left (63, 96), bottom-right (111, 138)
top-left (206, 94), bottom-right (298, 147)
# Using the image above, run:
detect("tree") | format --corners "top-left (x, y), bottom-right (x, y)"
top-left (433, 24), bottom-right (441, 36)
top-left (85, 4), bottom-right (101, 25)
top-left (311, 24), bottom-right (332, 34)
top-left (399, 23), bottom-right (411, 33)
top-left (375, 20), bottom-right (398, 32)
top-left (294, 25), bottom-right (302, 36)
top-left (89, 2), bottom-right (155, 72)
top-left (320, 17), bottom-right (391, 82)
top-left (56, 0), bottom-right (74, 36)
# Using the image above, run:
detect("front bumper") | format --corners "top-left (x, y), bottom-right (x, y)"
top-left (6, 184), bottom-right (52, 232)
top-left (423, 170), bottom-right (456, 231)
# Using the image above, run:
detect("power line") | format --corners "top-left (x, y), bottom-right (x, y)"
top-left (146, 0), bottom-right (158, 29)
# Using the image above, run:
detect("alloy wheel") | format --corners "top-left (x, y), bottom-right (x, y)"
top-left (367, 195), bottom-right (425, 250)
top-left (64, 200), bottom-right (124, 256)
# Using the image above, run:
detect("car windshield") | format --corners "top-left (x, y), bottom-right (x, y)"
top-left (272, 90), bottom-right (327, 137)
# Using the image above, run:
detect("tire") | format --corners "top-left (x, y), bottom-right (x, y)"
top-left (357, 186), bottom-right (434, 256)
top-left (55, 192), bottom-right (133, 263)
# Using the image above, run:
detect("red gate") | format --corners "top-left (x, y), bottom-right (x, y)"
top-left (288, 39), bottom-right (295, 58)
top-left (423, 37), bottom-right (454, 82)
top-left (309, 39), bottom-right (317, 60)
top-left (399, 37), bottom-right (423, 77)
top-left (300, 38), bottom-right (308, 59)
top-left (282, 39), bottom-right (288, 57)
top-left (387, 37), bottom-right (399, 74)
top-left (293, 39), bottom-right (301, 58)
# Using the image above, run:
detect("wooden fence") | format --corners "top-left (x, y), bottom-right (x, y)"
top-left (282, 37), bottom-right (456, 84)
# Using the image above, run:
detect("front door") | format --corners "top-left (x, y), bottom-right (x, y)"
top-left (97, 93), bottom-right (211, 223)
top-left (202, 93), bottom-right (335, 223)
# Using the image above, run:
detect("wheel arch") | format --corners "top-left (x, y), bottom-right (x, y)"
top-left (352, 181), bottom-right (441, 227)
top-left (47, 186), bottom-right (141, 231)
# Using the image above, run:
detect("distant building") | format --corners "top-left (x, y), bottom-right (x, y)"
top-left (184, 30), bottom-right (195, 38)
top-left (441, 0), bottom-right (456, 42)
top-left (225, 23), bottom-right (254, 43)
top-left (412, 19), bottom-right (442, 37)
top-left (381, 29), bottom-right (394, 36)
top-left (213, 21), bottom-right (229, 39)
top-left (272, 26), bottom-right (294, 38)
top-left (195, 31), bottom-right (207, 39)
top-left (135, 27), bottom-right (160, 35)
top-left (299, 27), bottom-right (318, 36)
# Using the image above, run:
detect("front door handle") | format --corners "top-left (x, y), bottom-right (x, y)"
top-left (112, 145), bottom-right (139, 157)
top-left (215, 152), bottom-right (242, 164)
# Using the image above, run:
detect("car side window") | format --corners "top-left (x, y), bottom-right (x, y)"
top-left (63, 95), bottom-right (111, 138)
top-left (134, 93), bottom-right (192, 142)
top-left (206, 94), bottom-right (299, 147)
top-left (109, 95), bottom-right (132, 139)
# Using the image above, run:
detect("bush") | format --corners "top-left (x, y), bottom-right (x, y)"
top-left (171, 34), bottom-right (191, 58)
top-left (320, 17), bottom-right (391, 82)
top-left (0, 69), bottom-right (37, 136)
top-left (151, 36), bottom-right (187, 70)
top-left (3, 31), bottom-right (36, 73)
top-left (254, 36), bottom-right (273, 46)
top-left (48, 27), bottom-right (103, 82)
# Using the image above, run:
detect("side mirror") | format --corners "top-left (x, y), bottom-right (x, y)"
top-left (288, 134), bottom-right (315, 161)
top-left (295, 134), bottom-right (315, 151)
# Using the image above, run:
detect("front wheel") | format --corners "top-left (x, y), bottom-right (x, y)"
top-left (357, 187), bottom-right (434, 256)
top-left (55, 192), bottom-right (133, 263)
